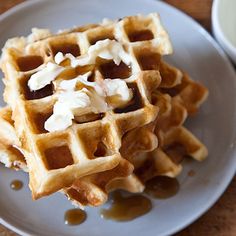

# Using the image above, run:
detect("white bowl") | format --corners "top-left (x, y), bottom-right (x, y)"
top-left (212, 0), bottom-right (236, 64)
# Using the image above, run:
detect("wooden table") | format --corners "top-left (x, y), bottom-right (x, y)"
top-left (0, 0), bottom-right (235, 235)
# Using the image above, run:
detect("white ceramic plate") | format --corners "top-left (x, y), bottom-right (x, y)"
top-left (0, 0), bottom-right (236, 236)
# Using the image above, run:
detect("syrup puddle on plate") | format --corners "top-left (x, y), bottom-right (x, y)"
top-left (145, 176), bottom-right (180, 199)
top-left (100, 191), bottom-right (152, 221)
top-left (10, 180), bottom-right (23, 191)
top-left (64, 177), bottom-right (180, 223)
top-left (64, 209), bottom-right (87, 226)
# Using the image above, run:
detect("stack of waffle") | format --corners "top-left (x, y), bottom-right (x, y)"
top-left (0, 13), bottom-right (208, 207)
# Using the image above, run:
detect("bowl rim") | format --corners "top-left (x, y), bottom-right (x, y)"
top-left (212, 0), bottom-right (236, 61)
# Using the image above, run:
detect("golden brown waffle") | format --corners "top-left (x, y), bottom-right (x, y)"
top-left (64, 158), bottom-right (134, 207)
top-left (64, 122), bottom-right (158, 207)
top-left (122, 63), bottom-right (208, 184)
top-left (159, 61), bottom-right (182, 88)
top-left (135, 64), bottom-right (209, 183)
top-left (130, 110), bottom-right (207, 185)
top-left (0, 106), bottom-right (154, 207)
top-left (1, 14), bottom-right (173, 199)
top-left (0, 60), bottom-right (208, 205)
top-left (0, 12), bottom-right (209, 209)
top-left (121, 96), bottom-right (184, 183)
top-left (0, 58), bottom-right (208, 207)
top-left (160, 69), bottom-right (209, 115)
top-left (66, 68), bottom-right (209, 206)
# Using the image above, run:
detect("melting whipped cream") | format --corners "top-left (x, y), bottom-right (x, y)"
top-left (54, 52), bottom-right (78, 66)
top-left (28, 62), bottom-right (64, 91)
top-left (30, 39), bottom-right (133, 132)
top-left (44, 72), bottom-right (132, 132)
top-left (54, 39), bottom-right (132, 67)
top-left (27, 28), bottom-right (51, 43)
top-left (60, 72), bottom-right (132, 102)
top-left (0, 152), bottom-right (12, 168)
top-left (103, 79), bottom-right (131, 101)
top-left (59, 72), bottom-right (103, 96)
top-left (44, 88), bottom-right (92, 132)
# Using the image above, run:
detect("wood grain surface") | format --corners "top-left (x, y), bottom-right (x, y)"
top-left (0, 0), bottom-right (235, 236)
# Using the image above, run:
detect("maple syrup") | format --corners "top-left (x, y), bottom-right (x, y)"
top-left (94, 142), bottom-right (108, 157)
top-left (128, 29), bottom-right (154, 42)
top-left (89, 35), bottom-right (115, 45)
top-left (64, 209), bottom-right (87, 226)
top-left (32, 111), bottom-right (52, 134)
top-left (21, 76), bottom-right (54, 100)
top-left (114, 83), bottom-right (143, 113)
top-left (99, 60), bottom-right (131, 79)
top-left (10, 180), bottom-right (23, 191)
top-left (17, 55), bottom-right (44, 72)
top-left (100, 191), bottom-right (152, 221)
top-left (145, 176), bottom-right (180, 199)
top-left (51, 43), bottom-right (80, 57)
top-left (44, 145), bottom-right (74, 170)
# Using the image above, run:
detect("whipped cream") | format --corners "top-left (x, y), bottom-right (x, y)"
top-left (59, 72), bottom-right (102, 97)
top-left (0, 152), bottom-right (12, 168)
top-left (54, 39), bottom-right (132, 67)
top-left (45, 88), bottom-right (109, 132)
top-left (27, 28), bottom-right (51, 43)
top-left (42, 39), bottom-right (133, 132)
top-left (28, 62), bottom-right (64, 91)
top-left (103, 79), bottom-right (131, 101)
top-left (54, 52), bottom-right (78, 66)
top-left (59, 72), bottom-right (132, 102)
top-left (45, 72), bottom-right (132, 132)
top-left (44, 88), bottom-right (91, 132)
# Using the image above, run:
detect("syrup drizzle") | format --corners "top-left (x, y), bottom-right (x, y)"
top-left (100, 191), bottom-right (152, 221)
top-left (10, 180), bottom-right (23, 191)
top-left (145, 176), bottom-right (180, 199)
top-left (64, 209), bottom-right (87, 226)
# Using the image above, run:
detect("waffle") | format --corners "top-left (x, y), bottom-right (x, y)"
top-left (134, 65), bottom-right (209, 183)
top-left (64, 122), bottom-right (158, 207)
top-left (116, 63), bottom-right (208, 186)
top-left (0, 103), bottom-right (180, 206)
top-left (0, 105), bottom-right (156, 206)
top-left (1, 13), bottom-right (174, 199)
top-left (64, 158), bottom-right (134, 207)
top-left (0, 13), bottom-right (209, 209)
top-left (66, 77), bottom-right (208, 205)
top-left (160, 69), bottom-right (209, 115)
top-left (0, 107), bottom-right (27, 171)
top-left (0, 60), bottom-right (208, 205)
top-left (0, 58), bottom-right (208, 207)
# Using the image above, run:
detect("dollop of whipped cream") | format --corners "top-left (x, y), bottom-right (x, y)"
top-left (44, 72), bottom-right (132, 132)
top-left (28, 39), bottom-right (131, 92)
top-left (27, 28), bottom-right (51, 43)
top-left (54, 39), bottom-right (132, 67)
top-left (27, 39), bottom-right (133, 132)
top-left (45, 88), bottom-right (92, 132)
top-left (28, 62), bottom-right (64, 91)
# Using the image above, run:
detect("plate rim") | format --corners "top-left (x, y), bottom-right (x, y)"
top-left (0, 0), bottom-right (236, 236)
